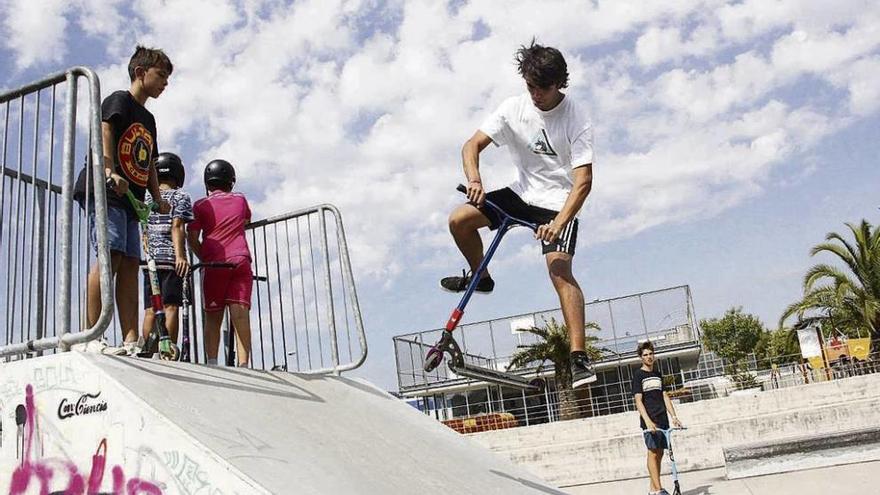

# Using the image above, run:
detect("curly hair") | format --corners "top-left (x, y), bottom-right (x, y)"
top-left (515, 39), bottom-right (569, 89)
top-left (636, 340), bottom-right (655, 357)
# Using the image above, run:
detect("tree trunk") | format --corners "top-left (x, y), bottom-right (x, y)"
top-left (555, 369), bottom-right (580, 421)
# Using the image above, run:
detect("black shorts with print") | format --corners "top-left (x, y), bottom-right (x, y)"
top-left (478, 188), bottom-right (578, 256)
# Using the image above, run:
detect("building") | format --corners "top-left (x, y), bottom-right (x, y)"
top-left (393, 285), bottom-right (702, 427)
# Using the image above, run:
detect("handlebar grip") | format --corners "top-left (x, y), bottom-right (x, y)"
top-left (456, 184), bottom-right (467, 194)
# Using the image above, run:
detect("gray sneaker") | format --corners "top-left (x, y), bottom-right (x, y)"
top-left (571, 353), bottom-right (597, 387)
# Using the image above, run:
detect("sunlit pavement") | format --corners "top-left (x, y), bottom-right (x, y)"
top-left (563, 459), bottom-right (878, 495)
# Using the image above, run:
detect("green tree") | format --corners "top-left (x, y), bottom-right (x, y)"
top-left (755, 327), bottom-right (800, 368)
top-left (506, 318), bottom-right (603, 421)
top-left (779, 220), bottom-right (880, 351)
top-left (701, 307), bottom-right (764, 388)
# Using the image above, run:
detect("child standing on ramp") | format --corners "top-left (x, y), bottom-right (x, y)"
top-left (141, 152), bottom-right (193, 345)
top-left (187, 160), bottom-right (254, 367)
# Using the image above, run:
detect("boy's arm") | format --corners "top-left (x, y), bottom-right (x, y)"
top-left (537, 164), bottom-right (592, 243)
top-left (461, 130), bottom-right (493, 206)
top-left (147, 162), bottom-right (171, 213)
top-left (662, 392), bottom-right (682, 428)
top-left (186, 229), bottom-right (202, 259)
top-left (634, 394), bottom-right (657, 432)
top-left (102, 122), bottom-right (128, 196)
top-left (172, 218), bottom-right (189, 276)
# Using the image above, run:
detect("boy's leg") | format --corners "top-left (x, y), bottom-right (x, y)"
top-left (203, 310), bottom-right (224, 361)
top-left (545, 251), bottom-right (585, 352)
top-left (647, 447), bottom-right (664, 492)
top-left (228, 304), bottom-right (251, 367)
top-left (116, 256), bottom-right (140, 343)
top-left (447, 204), bottom-right (492, 278)
top-left (164, 305), bottom-right (179, 343)
top-left (87, 251), bottom-right (122, 328)
top-left (142, 308), bottom-right (155, 342)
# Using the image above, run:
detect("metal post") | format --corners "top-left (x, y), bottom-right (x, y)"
top-left (319, 207), bottom-right (340, 374)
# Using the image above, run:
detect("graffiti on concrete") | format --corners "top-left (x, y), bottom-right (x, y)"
top-left (163, 451), bottom-right (224, 495)
top-left (9, 384), bottom-right (163, 495)
top-left (58, 391), bottom-right (109, 420)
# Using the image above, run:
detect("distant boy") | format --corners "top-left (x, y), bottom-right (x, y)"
top-left (142, 152), bottom-right (192, 344)
top-left (187, 160), bottom-right (253, 366)
top-left (85, 45), bottom-right (172, 354)
top-left (632, 341), bottom-right (683, 495)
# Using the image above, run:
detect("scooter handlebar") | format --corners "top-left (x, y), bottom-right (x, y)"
top-left (455, 184), bottom-right (539, 232)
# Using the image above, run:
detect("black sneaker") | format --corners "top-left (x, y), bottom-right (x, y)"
top-left (571, 353), bottom-right (597, 388)
top-left (439, 270), bottom-right (494, 293)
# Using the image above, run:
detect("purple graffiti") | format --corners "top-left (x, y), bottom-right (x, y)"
top-left (9, 384), bottom-right (162, 495)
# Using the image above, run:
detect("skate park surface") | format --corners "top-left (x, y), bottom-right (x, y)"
top-left (0, 352), bottom-right (562, 494)
top-left (566, 459), bottom-right (879, 495)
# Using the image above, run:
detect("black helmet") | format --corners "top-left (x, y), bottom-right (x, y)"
top-left (155, 152), bottom-right (185, 187)
top-left (204, 159), bottom-right (236, 189)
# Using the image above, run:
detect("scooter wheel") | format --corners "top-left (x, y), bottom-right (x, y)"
top-left (160, 343), bottom-right (180, 361)
top-left (423, 347), bottom-right (444, 373)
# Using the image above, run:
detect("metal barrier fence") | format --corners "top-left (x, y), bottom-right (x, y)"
top-left (408, 350), bottom-right (880, 429)
top-left (184, 205), bottom-right (367, 374)
top-left (0, 67), bottom-right (113, 358)
top-left (394, 285), bottom-right (698, 393)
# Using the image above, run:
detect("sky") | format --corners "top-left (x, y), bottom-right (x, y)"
top-left (1, 0), bottom-right (878, 391)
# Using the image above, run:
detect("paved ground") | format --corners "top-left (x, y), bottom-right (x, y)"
top-left (563, 460), bottom-right (878, 494)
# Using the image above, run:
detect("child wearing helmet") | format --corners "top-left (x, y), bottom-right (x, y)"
top-left (142, 152), bottom-right (193, 345)
top-left (186, 159), bottom-right (253, 367)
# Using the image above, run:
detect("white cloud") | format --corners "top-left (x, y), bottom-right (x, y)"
top-left (5, 0), bottom-right (878, 282)
top-left (1, 0), bottom-right (69, 70)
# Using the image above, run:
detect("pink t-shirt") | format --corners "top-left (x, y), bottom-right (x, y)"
top-left (188, 191), bottom-right (252, 262)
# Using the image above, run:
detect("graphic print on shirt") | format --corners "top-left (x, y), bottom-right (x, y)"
top-left (641, 376), bottom-right (663, 393)
top-left (529, 128), bottom-right (557, 156)
top-left (117, 123), bottom-right (153, 187)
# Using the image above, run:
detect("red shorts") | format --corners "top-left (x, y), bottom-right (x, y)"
top-left (202, 257), bottom-right (253, 312)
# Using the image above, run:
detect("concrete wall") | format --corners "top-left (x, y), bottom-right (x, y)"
top-left (469, 373), bottom-right (880, 487)
top-left (1, 353), bottom-right (562, 494)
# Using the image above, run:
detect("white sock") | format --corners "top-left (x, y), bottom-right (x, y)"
top-left (207, 358), bottom-right (218, 365)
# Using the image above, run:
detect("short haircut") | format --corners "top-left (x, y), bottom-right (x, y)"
top-left (637, 341), bottom-right (655, 357)
top-left (207, 183), bottom-right (233, 193)
top-left (128, 45), bottom-right (173, 81)
top-left (515, 39), bottom-right (569, 89)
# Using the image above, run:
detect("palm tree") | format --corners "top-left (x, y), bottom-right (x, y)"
top-left (506, 318), bottom-right (604, 421)
top-left (780, 220), bottom-right (880, 351)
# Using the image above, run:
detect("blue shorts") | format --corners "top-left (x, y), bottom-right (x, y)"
top-left (89, 205), bottom-right (141, 259)
top-left (643, 430), bottom-right (668, 450)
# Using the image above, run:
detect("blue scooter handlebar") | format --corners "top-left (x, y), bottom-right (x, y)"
top-left (456, 184), bottom-right (540, 232)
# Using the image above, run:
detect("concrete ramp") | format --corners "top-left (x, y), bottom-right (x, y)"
top-left (0, 353), bottom-right (560, 494)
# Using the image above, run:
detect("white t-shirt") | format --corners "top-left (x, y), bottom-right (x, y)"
top-left (480, 93), bottom-right (593, 211)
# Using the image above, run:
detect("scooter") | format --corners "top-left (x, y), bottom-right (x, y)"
top-left (423, 185), bottom-right (544, 392)
top-left (659, 427), bottom-right (687, 495)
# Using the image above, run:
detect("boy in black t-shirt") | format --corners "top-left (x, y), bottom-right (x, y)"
top-left (632, 341), bottom-right (682, 495)
top-left (86, 45), bottom-right (172, 354)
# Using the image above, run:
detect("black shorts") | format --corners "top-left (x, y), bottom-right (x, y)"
top-left (479, 188), bottom-right (578, 255)
top-left (142, 268), bottom-right (188, 308)
top-left (643, 430), bottom-right (668, 450)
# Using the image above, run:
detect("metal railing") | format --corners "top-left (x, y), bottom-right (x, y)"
top-left (411, 350), bottom-right (880, 430)
top-left (0, 67), bottom-right (112, 358)
top-left (394, 285), bottom-right (699, 393)
top-left (183, 204), bottom-right (367, 374)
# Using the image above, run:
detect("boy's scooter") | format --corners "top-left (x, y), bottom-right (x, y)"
top-left (659, 427), bottom-right (687, 495)
top-left (127, 191), bottom-right (178, 361)
top-left (423, 185), bottom-right (543, 392)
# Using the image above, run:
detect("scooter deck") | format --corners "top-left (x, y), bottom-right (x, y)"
top-left (450, 362), bottom-right (541, 392)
